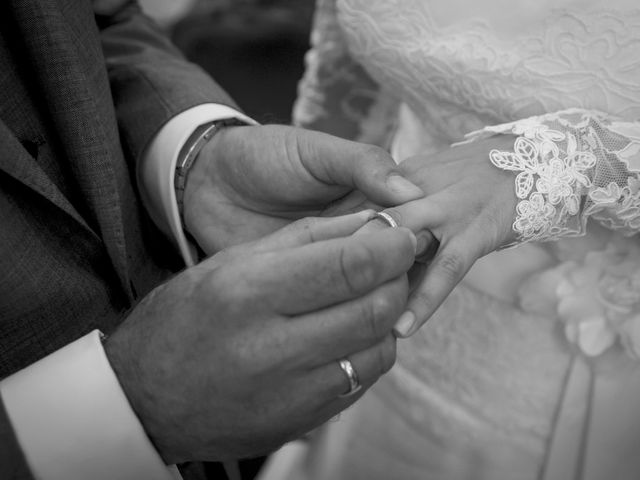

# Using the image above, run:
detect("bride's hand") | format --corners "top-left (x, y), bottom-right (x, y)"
top-left (357, 135), bottom-right (519, 337)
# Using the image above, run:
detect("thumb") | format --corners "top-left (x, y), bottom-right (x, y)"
top-left (300, 131), bottom-right (425, 207)
top-left (206, 210), bottom-right (376, 265)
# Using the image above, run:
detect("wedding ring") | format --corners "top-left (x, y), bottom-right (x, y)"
top-left (338, 358), bottom-right (361, 397)
top-left (372, 211), bottom-right (398, 228)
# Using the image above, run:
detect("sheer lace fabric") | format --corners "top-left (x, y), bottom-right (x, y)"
top-left (465, 110), bottom-right (640, 243)
top-left (293, 0), bottom-right (399, 146)
top-left (296, 0), bottom-right (640, 144)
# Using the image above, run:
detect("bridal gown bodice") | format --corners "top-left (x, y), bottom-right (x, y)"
top-left (276, 2), bottom-right (640, 480)
top-left (337, 0), bottom-right (640, 155)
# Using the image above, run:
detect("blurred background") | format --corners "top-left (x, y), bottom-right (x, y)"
top-left (139, 0), bottom-right (316, 124)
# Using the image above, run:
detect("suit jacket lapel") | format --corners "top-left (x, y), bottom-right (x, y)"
top-left (0, 121), bottom-right (99, 238)
top-left (6, 0), bottom-right (133, 299)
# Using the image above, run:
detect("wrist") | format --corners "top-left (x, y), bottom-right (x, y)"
top-left (103, 325), bottom-right (176, 464)
top-left (182, 124), bottom-right (257, 252)
top-left (175, 118), bottom-right (249, 228)
top-left (0, 331), bottom-right (175, 479)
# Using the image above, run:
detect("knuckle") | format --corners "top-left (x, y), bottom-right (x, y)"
top-left (340, 243), bottom-right (378, 294)
top-left (362, 144), bottom-right (390, 163)
top-left (371, 293), bottom-right (396, 322)
top-left (212, 262), bottom-right (255, 305)
top-left (363, 294), bottom-right (395, 340)
top-left (295, 217), bottom-right (317, 242)
top-left (436, 251), bottom-right (465, 281)
top-left (296, 217), bottom-right (315, 231)
top-left (410, 289), bottom-right (434, 313)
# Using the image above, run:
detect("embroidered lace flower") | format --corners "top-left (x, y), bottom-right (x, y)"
top-left (513, 192), bottom-right (555, 239)
top-left (518, 240), bottom-right (640, 359)
top-left (465, 109), bottom-right (640, 245)
top-left (586, 177), bottom-right (640, 235)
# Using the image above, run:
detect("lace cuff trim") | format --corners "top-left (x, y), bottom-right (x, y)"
top-left (465, 109), bottom-right (640, 245)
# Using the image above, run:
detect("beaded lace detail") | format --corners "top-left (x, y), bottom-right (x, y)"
top-left (466, 109), bottom-right (640, 244)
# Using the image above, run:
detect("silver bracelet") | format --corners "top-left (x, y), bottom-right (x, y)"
top-left (174, 117), bottom-right (248, 223)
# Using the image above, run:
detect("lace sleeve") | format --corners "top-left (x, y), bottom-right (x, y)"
top-left (293, 0), bottom-right (399, 145)
top-left (465, 109), bottom-right (640, 243)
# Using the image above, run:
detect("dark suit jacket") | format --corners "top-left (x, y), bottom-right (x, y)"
top-left (0, 0), bottom-right (237, 477)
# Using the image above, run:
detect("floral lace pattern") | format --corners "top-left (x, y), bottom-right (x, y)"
top-left (293, 0), bottom-right (399, 145)
top-left (483, 115), bottom-right (596, 242)
top-left (299, 1), bottom-right (640, 146)
top-left (467, 109), bottom-right (640, 244)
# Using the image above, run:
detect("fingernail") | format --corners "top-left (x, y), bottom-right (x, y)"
top-left (386, 175), bottom-right (424, 199)
top-left (394, 311), bottom-right (415, 338)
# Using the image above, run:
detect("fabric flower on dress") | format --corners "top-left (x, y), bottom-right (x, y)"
top-left (518, 240), bottom-right (640, 359)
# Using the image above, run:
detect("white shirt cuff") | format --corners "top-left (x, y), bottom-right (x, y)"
top-left (0, 331), bottom-right (178, 480)
top-left (139, 103), bottom-right (256, 267)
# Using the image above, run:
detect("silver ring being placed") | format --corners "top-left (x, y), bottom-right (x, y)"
top-left (338, 358), bottom-right (361, 397)
top-left (373, 211), bottom-right (398, 228)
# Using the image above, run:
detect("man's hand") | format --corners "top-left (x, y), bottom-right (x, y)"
top-left (354, 135), bottom-right (519, 337)
top-left (183, 124), bottom-right (424, 254)
top-left (104, 211), bottom-right (417, 463)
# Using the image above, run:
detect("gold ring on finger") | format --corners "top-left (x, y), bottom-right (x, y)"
top-left (338, 358), bottom-right (361, 397)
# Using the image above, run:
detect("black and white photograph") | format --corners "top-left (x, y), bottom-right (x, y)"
top-left (1, 1), bottom-right (640, 479)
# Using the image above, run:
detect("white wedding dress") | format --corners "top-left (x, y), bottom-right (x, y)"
top-left (260, 1), bottom-right (640, 479)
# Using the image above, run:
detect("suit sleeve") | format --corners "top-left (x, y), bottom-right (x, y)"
top-left (0, 398), bottom-right (32, 480)
top-left (94, 0), bottom-right (240, 161)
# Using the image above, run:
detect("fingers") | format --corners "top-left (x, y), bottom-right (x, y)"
top-left (333, 334), bottom-right (397, 396)
top-left (308, 333), bottom-right (397, 406)
top-left (256, 210), bottom-right (375, 249)
top-left (394, 237), bottom-right (484, 338)
top-left (378, 198), bottom-right (445, 233)
top-left (286, 274), bottom-right (408, 366)
top-left (212, 210), bottom-right (377, 263)
top-left (320, 191), bottom-right (376, 217)
top-left (281, 337), bottom-right (393, 435)
top-left (354, 199), bottom-right (442, 259)
top-left (347, 199), bottom-right (464, 338)
top-left (241, 226), bottom-right (417, 315)
top-left (407, 262), bottom-right (427, 294)
top-left (299, 131), bottom-right (424, 206)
